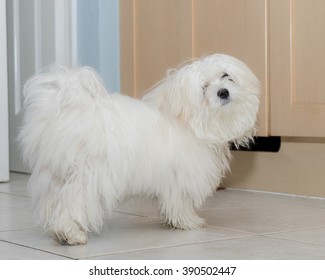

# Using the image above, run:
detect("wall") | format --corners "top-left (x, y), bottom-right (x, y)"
top-left (0, 0), bottom-right (9, 181)
top-left (77, 0), bottom-right (120, 93)
top-left (6, 0), bottom-right (120, 173)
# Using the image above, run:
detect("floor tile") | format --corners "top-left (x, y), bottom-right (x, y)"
top-left (0, 212), bottom-right (250, 259)
top-left (200, 190), bottom-right (325, 234)
top-left (0, 241), bottom-right (69, 260)
top-left (268, 226), bottom-right (325, 246)
top-left (1, 172), bottom-right (325, 260)
top-left (0, 194), bottom-right (36, 231)
top-left (114, 196), bottom-right (158, 217)
top-left (0, 173), bottom-right (29, 197)
top-left (203, 189), bottom-right (325, 210)
top-left (91, 236), bottom-right (325, 260)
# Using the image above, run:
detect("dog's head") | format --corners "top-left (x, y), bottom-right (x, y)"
top-left (143, 54), bottom-right (260, 147)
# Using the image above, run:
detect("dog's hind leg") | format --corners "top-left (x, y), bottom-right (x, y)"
top-left (32, 167), bottom-right (104, 245)
top-left (54, 218), bottom-right (88, 245)
top-left (44, 180), bottom-right (90, 245)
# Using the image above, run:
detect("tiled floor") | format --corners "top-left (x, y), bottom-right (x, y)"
top-left (1, 172), bottom-right (325, 260)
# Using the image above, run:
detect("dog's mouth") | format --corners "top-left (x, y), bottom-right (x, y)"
top-left (220, 98), bottom-right (231, 106)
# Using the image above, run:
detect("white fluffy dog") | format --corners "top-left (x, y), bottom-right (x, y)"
top-left (20, 54), bottom-right (260, 245)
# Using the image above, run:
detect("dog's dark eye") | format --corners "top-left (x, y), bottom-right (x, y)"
top-left (202, 83), bottom-right (209, 93)
top-left (222, 73), bottom-right (235, 83)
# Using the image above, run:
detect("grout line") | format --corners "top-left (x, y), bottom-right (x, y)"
top-left (226, 187), bottom-right (325, 201)
top-left (0, 239), bottom-right (75, 260)
top-left (0, 191), bottom-right (30, 199)
top-left (260, 225), bottom-right (325, 236)
top-left (257, 234), bottom-right (325, 248)
top-left (0, 226), bottom-right (39, 233)
top-left (112, 210), bottom-right (155, 219)
top-left (205, 224), bottom-right (257, 236)
top-left (81, 235), bottom-right (253, 260)
top-left (206, 224), bottom-right (325, 237)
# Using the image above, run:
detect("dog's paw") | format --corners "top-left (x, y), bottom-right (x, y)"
top-left (168, 215), bottom-right (206, 230)
top-left (55, 224), bottom-right (88, 245)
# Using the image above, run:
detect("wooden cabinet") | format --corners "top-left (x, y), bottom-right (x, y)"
top-left (120, 0), bottom-right (325, 138)
top-left (120, 0), bottom-right (193, 98)
top-left (270, 0), bottom-right (325, 137)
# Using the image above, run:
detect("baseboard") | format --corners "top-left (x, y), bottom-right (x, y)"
top-left (223, 139), bottom-right (325, 198)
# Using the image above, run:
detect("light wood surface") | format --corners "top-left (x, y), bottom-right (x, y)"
top-left (223, 139), bottom-right (325, 198)
top-left (270, 0), bottom-right (325, 136)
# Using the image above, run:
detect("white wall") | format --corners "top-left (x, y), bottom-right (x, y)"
top-left (0, 0), bottom-right (9, 181)
top-left (6, 0), bottom-right (120, 173)
top-left (76, 0), bottom-right (120, 93)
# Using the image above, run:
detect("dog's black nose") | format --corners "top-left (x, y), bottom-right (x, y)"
top-left (217, 88), bottom-right (229, 99)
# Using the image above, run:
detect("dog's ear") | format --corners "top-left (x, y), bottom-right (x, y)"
top-left (143, 65), bottom-right (203, 124)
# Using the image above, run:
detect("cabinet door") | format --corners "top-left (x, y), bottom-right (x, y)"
top-left (270, 0), bottom-right (325, 137)
top-left (120, 0), bottom-right (268, 135)
top-left (120, 0), bottom-right (193, 98)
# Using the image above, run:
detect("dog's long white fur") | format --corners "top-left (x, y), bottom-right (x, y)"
top-left (20, 54), bottom-right (260, 245)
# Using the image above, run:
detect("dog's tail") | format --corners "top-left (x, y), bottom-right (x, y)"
top-left (19, 65), bottom-right (108, 171)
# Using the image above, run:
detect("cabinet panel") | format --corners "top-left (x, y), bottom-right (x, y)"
top-left (270, 0), bottom-right (325, 136)
top-left (120, 0), bottom-right (192, 98)
top-left (294, 0), bottom-right (325, 105)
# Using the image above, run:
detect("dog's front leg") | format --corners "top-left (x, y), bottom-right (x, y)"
top-left (158, 195), bottom-right (206, 230)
